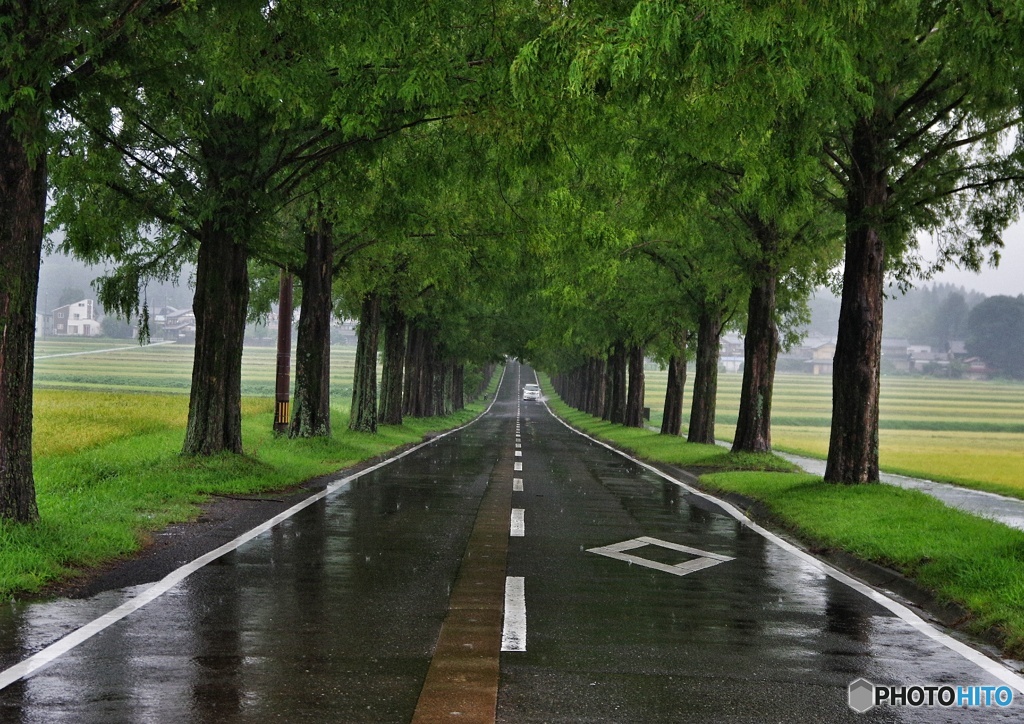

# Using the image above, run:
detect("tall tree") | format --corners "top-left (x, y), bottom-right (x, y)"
top-left (820, 2), bottom-right (1024, 482)
top-left (1, 0), bottom-right (176, 522)
top-left (290, 216), bottom-right (335, 438)
top-left (349, 293), bottom-right (381, 432)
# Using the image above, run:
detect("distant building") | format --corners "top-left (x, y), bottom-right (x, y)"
top-left (808, 341), bottom-right (836, 376)
top-left (947, 340), bottom-right (968, 359)
top-left (963, 357), bottom-right (991, 380)
top-left (52, 299), bottom-right (101, 337)
top-left (881, 338), bottom-right (911, 372)
top-left (162, 307), bottom-right (197, 341)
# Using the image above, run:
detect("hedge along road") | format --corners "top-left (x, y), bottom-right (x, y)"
top-left (0, 362), bottom-right (1021, 722)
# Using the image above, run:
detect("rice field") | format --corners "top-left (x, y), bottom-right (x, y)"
top-left (28, 340), bottom-right (1023, 495)
top-left (643, 367), bottom-right (1024, 496)
top-left (33, 339), bottom-right (359, 400)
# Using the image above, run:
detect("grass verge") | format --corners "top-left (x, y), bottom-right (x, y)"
top-left (542, 376), bottom-right (1024, 659)
top-left (0, 369), bottom-right (502, 598)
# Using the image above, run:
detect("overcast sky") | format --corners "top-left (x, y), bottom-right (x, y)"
top-left (919, 220), bottom-right (1024, 297)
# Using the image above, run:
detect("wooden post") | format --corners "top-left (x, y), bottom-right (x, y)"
top-left (274, 271), bottom-right (293, 433)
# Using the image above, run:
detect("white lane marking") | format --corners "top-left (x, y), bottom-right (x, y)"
top-left (0, 366), bottom-right (514, 691)
top-left (514, 450), bottom-right (522, 457)
top-left (588, 537), bottom-right (734, 577)
top-left (540, 396), bottom-right (1024, 695)
top-left (514, 462), bottom-right (523, 471)
top-left (513, 478), bottom-right (523, 492)
top-left (34, 341), bottom-right (175, 360)
top-left (511, 509), bottom-right (525, 537)
top-left (501, 576), bottom-right (526, 652)
top-left (515, 443), bottom-right (521, 449)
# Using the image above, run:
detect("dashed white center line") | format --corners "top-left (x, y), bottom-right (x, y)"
top-left (514, 450), bottom-right (522, 457)
top-left (513, 478), bottom-right (523, 492)
top-left (510, 508), bottom-right (525, 536)
top-left (514, 462), bottom-right (522, 471)
top-left (501, 577), bottom-right (526, 652)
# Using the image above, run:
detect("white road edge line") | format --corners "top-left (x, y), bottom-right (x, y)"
top-left (540, 395), bottom-right (1024, 695)
top-left (501, 576), bottom-right (526, 652)
top-left (510, 508), bottom-right (525, 537)
top-left (0, 365), bottom-right (512, 691)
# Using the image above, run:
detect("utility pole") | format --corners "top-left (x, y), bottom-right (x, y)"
top-left (274, 270), bottom-right (293, 433)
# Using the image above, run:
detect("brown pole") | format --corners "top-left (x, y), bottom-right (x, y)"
top-left (273, 271), bottom-right (293, 433)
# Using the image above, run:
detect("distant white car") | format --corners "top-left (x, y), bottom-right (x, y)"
top-left (522, 383), bottom-right (541, 401)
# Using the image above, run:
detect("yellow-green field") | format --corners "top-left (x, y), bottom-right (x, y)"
top-left (643, 368), bottom-right (1024, 496)
top-left (29, 341), bottom-right (1022, 496)
top-left (33, 339), bottom-right (358, 399)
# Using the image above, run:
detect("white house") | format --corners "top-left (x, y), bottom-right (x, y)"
top-left (52, 299), bottom-right (101, 337)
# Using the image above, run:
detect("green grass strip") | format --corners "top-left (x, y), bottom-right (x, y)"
top-left (540, 375), bottom-right (1024, 658)
top-left (0, 369), bottom-right (502, 598)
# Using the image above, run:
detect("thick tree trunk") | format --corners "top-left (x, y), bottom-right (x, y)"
top-left (590, 358), bottom-right (606, 417)
top-left (183, 224), bottom-right (249, 456)
top-left (660, 333), bottom-right (688, 436)
top-left (421, 330), bottom-right (438, 416)
top-left (688, 307), bottom-right (722, 444)
top-left (453, 364), bottom-right (465, 411)
top-left (349, 294), bottom-right (381, 433)
top-left (378, 305), bottom-right (406, 425)
top-left (289, 219), bottom-right (333, 438)
top-left (826, 119), bottom-right (887, 484)
top-left (403, 325), bottom-right (437, 418)
top-left (601, 356), bottom-right (612, 420)
top-left (732, 259), bottom-right (779, 453)
top-left (440, 358), bottom-right (455, 416)
top-left (607, 343), bottom-right (627, 424)
top-left (402, 325), bottom-right (423, 417)
top-left (624, 345), bottom-right (646, 428)
top-left (0, 122), bottom-right (44, 522)
top-left (272, 271), bottom-right (293, 433)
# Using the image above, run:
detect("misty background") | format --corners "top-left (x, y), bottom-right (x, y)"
top-left (37, 223), bottom-right (1024, 366)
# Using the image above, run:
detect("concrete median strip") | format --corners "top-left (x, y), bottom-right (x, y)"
top-left (412, 433), bottom-right (516, 723)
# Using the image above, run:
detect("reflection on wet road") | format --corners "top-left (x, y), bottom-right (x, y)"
top-left (500, 365), bottom-right (1022, 723)
top-left (1, 361), bottom-right (1021, 722)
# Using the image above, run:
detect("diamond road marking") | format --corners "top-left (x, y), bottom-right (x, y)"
top-left (586, 536), bottom-right (734, 578)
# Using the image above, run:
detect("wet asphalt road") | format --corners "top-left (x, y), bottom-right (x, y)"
top-left (1, 361), bottom-right (1021, 722)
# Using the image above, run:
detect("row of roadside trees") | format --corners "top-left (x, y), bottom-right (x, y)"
top-left (517, 0), bottom-right (1024, 481)
top-left (4, 1), bottom-right (1024, 523)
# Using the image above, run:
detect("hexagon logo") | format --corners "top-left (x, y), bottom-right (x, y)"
top-left (848, 678), bottom-right (875, 713)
